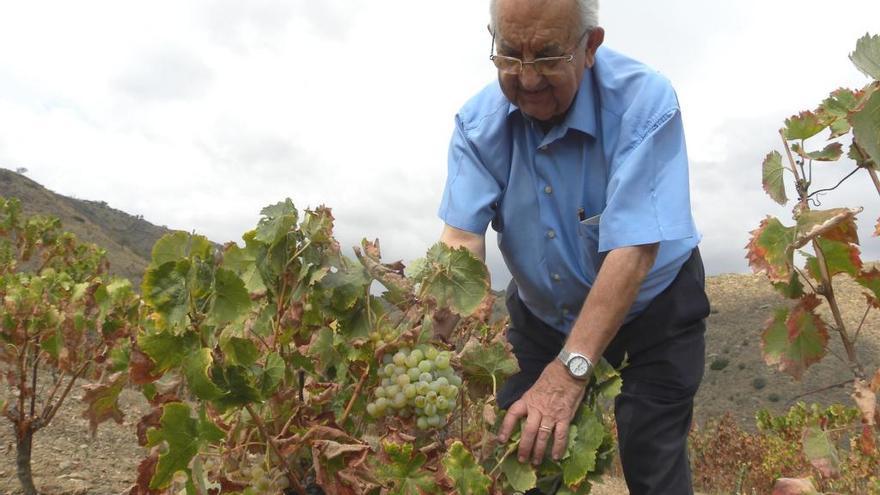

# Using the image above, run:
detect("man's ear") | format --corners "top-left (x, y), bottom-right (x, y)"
top-left (583, 27), bottom-right (605, 68)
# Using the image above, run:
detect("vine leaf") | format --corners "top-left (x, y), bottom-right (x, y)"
top-left (819, 88), bottom-right (857, 138)
top-left (793, 142), bottom-right (844, 162)
top-left (146, 403), bottom-right (224, 490)
top-left (500, 456), bottom-right (537, 493)
top-left (222, 237), bottom-right (266, 294)
top-left (561, 412), bottom-right (604, 487)
top-left (182, 348), bottom-right (225, 401)
top-left (803, 238), bottom-right (862, 280)
top-left (151, 232), bottom-right (212, 267)
top-left (771, 271), bottom-right (806, 300)
top-left (138, 331), bottom-right (199, 374)
top-left (746, 217), bottom-right (795, 282)
top-left (856, 268), bottom-right (880, 299)
top-left (459, 337), bottom-right (519, 390)
top-left (761, 295), bottom-right (829, 380)
top-left (849, 87), bottom-right (880, 169)
top-left (850, 33), bottom-right (880, 80)
top-left (784, 111), bottom-right (825, 140)
top-left (408, 243), bottom-right (490, 316)
top-left (802, 425), bottom-right (840, 478)
top-left (209, 268), bottom-right (251, 326)
top-left (373, 441), bottom-right (437, 495)
top-left (762, 151), bottom-right (787, 205)
top-left (441, 441), bottom-right (491, 495)
top-left (142, 260), bottom-right (191, 331)
top-left (80, 371), bottom-right (127, 436)
top-left (254, 199), bottom-right (298, 245)
top-left (793, 208), bottom-right (861, 249)
top-left (771, 477), bottom-right (820, 495)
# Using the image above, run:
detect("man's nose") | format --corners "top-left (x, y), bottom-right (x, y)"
top-left (518, 65), bottom-right (544, 89)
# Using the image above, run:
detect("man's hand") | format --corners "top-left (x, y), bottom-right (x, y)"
top-left (497, 360), bottom-right (586, 464)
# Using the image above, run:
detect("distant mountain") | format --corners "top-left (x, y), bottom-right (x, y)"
top-left (0, 168), bottom-right (178, 287)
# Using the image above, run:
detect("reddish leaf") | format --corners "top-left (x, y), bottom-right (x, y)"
top-left (130, 346), bottom-right (162, 385)
top-left (858, 425), bottom-right (877, 456)
top-left (771, 477), bottom-right (819, 495)
top-left (129, 453), bottom-right (161, 495)
top-left (762, 295), bottom-right (829, 380)
top-left (793, 208), bottom-right (861, 249)
top-left (81, 371), bottom-right (127, 436)
top-left (804, 238), bottom-right (862, 280)
top-left (746, 217), bottom-right (795, 282)
top-left (856, 268), bottom-right (880, 299)
top-left (852, 379), bottom-right (877, 427)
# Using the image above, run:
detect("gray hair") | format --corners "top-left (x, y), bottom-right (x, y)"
top-left (489, 0), bottom-right (599, 37)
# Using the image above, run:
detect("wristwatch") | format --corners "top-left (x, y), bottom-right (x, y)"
top-left (557, 349), bottom-right (593, 381)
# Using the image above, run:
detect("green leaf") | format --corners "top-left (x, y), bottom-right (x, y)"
top-left (209, 268), bottom-right (251, 326)
top-left (856, 268), bottom-right (880, 299)
top-left (761, 295), bottom-right (829, 380)
top-left (221, 336), bottom-right (260, 367)
top-left (80, 372), bottom-right (127, 435)
top-left (784, 111), bottom-right (825, 140)
top-left (850, 33), bottom-right (880, 80)
top-left (412, 243), bottom-right (490, 316)
top-left (501, 456), bottom-right (537, 493)
top-left (151, 232), bottom-right (213, 266)
top-left (591, 358), bottom-right (623, 399)
top-left (308, 326), bottom-right (342, 374)
top-left (258, 352), bottom-right (284, 397)
top-left (771, 271), bottom-right (806, 299)
top-left (254, 199), bottom-right (298, 245)
top-left (321, 256), bottom-right (371, 312)
top-left (804, 238), bottom-right (862, 280)
top-left (441, 441), bottom-right (491, 495)
top-left (142, 260), bottom-right (190, 331)
top-left (796, 142), bottom-right (844, 162)
top-left (762, 151), bottom-right (787, 205)
top-left (803, 425), bottom-right (841, 478)
top-left (373, 442), bottom-right (437, 495)
top-left (138, 331), bottom-right (199, 373)
top-left (562, 412), bottom-right (605, 487)
top-left (794, 208), bottom-right (861, 248)
top-left (459, 337), bottom-right (520, 390)
top-left (210, 364), bottom-right (262, 411)
top-left (183, 348), bottom-right (225, 400)
top-left (146, 403), bottom-right (224, 490)
top-left (850, 86), bottom-right (880, 169)
top-left (746, 217), bottom-right (795, 282)
top-left (222, 238), bottom-right (266, 294)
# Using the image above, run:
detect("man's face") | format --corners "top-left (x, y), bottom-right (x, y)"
top-left (494, 0), bottom-right (603, 122)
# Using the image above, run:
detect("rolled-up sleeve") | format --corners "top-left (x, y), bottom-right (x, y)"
top-left (437, 114), bottom-right (501, 234)
top-left (598, 109), bottom-right (698, 252)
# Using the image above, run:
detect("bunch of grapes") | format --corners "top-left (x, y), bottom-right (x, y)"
top-left (366, 344), bottom-right (462, 430)
top-left (243, 464), bottom-right (289, 495)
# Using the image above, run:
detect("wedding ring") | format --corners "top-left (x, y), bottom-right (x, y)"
top-left (538, 424), bottom-right (553, 432)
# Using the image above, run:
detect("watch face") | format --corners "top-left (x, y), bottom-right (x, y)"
top-left (569, 356), bottom-right (590, 377)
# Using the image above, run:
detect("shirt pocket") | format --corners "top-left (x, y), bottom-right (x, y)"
top-left (576, 222), bottom-right (606, 275)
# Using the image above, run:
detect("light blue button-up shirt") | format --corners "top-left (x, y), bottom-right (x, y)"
top-left (438, 46), bottom-right (700, 334)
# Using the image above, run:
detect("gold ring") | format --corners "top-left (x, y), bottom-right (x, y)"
top-left (538, 425), bottom-right (553, 432)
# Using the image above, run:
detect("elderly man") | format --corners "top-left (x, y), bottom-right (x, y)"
top-left (437, 0), bottom-right (709, 493)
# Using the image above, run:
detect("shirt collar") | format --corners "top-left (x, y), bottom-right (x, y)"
top-left (506, 67), bottom-right (598, 139)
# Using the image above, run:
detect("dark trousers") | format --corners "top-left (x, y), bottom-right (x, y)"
top-left (498, 248), bottom-right (710, 495)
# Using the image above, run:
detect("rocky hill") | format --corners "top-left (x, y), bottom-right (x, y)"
top-left (0, 167), bottom-right (176, 287)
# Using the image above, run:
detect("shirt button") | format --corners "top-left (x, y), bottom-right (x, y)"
top-left (546, 229), bottom-right (556, 239)
top-left (544, 185), bottom-right (553, 194)
top-left (551, 273), bottom-right (561, 282)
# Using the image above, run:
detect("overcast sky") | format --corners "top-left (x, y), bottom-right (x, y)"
top-left (0, 0), bottom-right (878, 288)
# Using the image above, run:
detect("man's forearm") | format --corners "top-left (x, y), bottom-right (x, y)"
top-left (564, 243), bottom-right (659, 364)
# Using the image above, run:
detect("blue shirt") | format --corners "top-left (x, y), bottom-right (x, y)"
top-left (438, 46), bottom-right (700, 334)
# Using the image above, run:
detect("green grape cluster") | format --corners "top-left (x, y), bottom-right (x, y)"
top-left (243, 464), bottom-right (290, 495)
top-left (366, 345), bottom-right (461, 430)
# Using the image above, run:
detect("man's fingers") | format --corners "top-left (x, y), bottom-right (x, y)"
top-left (530, 422), bottom-right (554, 465)
top-left (551, 421), bottom-right (570, 461)
top-left (517, 412), bottom-right (542, 463)
top-left (497, 400), bottom-right (527, 442)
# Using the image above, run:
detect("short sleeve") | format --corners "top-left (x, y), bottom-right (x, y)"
top-left (598, 109), bottom-right (698, 252)
top-left (437, 114), bottom-right (502, 234)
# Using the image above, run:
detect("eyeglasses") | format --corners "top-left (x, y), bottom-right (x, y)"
top-left (489, 28), bottom-right (589, 76)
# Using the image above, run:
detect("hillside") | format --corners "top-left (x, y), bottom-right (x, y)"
top-left (0, 168), bottom-right (176, 287)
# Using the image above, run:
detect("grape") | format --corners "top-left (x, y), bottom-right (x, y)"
top-left (366, 402), bottom-right (378, 417)
top-left (381, 377), bottom-right (393, 387)
top-left (418, 360), bottom-right (434, 373)
top-left (385, 384), bottom-right (401, 397)
top-left (403, 384), bottom-right (417, 399)
top-left (426, 415), bottom-right (442, 427)
top-left (394, 365), bottom-right (407, 376)
top-left (449, 375), bottom-right (462, 387)
top-left (424, 346), bottom-right (439, 360)
top-left (436, 396), bottom-right (449, 411)
top-left (374, 386), bottom-right (387, 398)
top-left (435, 376), bottom-right (449, 387)
top-left (392, 392), bottom-right (407, 409)
top-left (435, 352), bottom-right (451, 370)
top-left (419, 372), bottom-right (433, 383)
top-left (409, 348), bottom-right (424, 363)
top-left (427, 381), bottom-right (441, 394)
top-left (383, 364), bottom-right (396, 377)
top-left (396, 374), bottom-right (411, 386)
top-left (415, 381), bottom-right (430, 395)
top-left (426, 390), bottom-right (438, 402)
top-left (424, 403), bottom-right (437, 416)
top-left (416, 416), bottom-right (428, 430)
top-left (414, 395), bottom-right (427, 408)
top-left (405, 353), bottom-right (420, 368)
top-left (407, 367), bottom-right (422, 381)
top-left (441, 384), bottom-right (458, 399)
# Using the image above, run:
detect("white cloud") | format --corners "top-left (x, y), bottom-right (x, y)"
top-left (0, 0), bottom-right (878, 289)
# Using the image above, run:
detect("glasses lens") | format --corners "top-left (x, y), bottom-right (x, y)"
top-left (534, 58), bottom-right (566, 75)
top-left (492, 56), bottom-right (521, 75)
